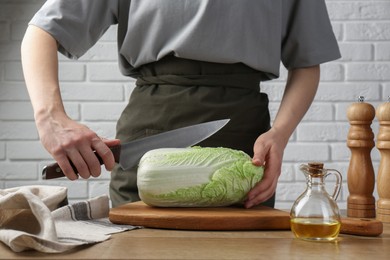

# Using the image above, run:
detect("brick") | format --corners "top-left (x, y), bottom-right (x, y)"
top-left (302, 103), bottom-right (334, 121)
top-left (7, 141), bottom-right (50, 160)
top-left (0, 21), bottom-right (10, 42)
top-left (339, 43), bottom-right (373, 61)
top-left (278, 163), bottom-right (295, 182)
top-left (0, 101), bottom-right (34, 120)
top-left (347, 63), bottom-right (390, 81)
top-left (0, 43), bottom-right (21, 61)
top-left (0, 3), bottom-right (43, 22)
top-left (11, 20), bottom-right (30, 41)
top-left (383, 83), bottom-right (390, 99)
top-left (331, 143), bottom-right (351, 162)
top-left (0, 101), bottom-right (77, 121)
top-left (4, 62), bottom-right (23, 81)
top-left (58, 63), bottom-right (86, 81)
top-left (376, 43), bottom-right (390, 61)
top-left (60, 83), bottom-right (124, 101)
top-left (63, 102), bottom-right (80, 121)
top-left (0, 82), bottom-right (30, 101)
top-left (0, 162), bottom-right (38, 180)
top-left (346, 22), bottom-right (390, 41)
top-left (0, 121), bottom-right (38, 140)
top-left (275, 182), bottom-right (307, 202)
top-left (297, 123), bottom-right (350, 142)
top-left (0, 142), bottom-right (5, 159)
top-left (82, 103), bottom-right (126, 121)
top-left (320, 63), bottom-right (344, 81)
top-left (334, 102), bottom-right (354, 122)
top-left (88, 63), bottom-right (130, 82)
top-left (327, 2), bottom-right (390, 20)
top-left (315, 83), bottom-right (381, 101)
top-left (284, 143), bottom-right (329, 162)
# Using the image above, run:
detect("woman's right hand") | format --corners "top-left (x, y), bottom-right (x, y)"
top-left (37, 114), bottom-right (120, 180)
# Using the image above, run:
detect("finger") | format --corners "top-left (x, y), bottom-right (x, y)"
top-left (101, 137), bottom-right (121, 146)
top-left (55, 154), bottom-right (79, 180)
top-left (79, 145), bottom-right (101, 177)
top-left (245, 157), bottom-right (281, 208)
top-left (245, 178), bottom-right (278, 208)
top-left (92, 138), bottom-right (118, 171)
top-left (252, 144), bottom-right (266, 166)
top-left (67, 149), bottom-right (90, 179)
top-left (246, 171), bottom-right (274, 202)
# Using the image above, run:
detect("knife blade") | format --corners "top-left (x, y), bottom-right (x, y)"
top-left (42, 119), bottom-right (230, 179)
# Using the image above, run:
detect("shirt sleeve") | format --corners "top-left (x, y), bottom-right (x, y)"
top-left (29, 0), bottom-right (119, 59)
top-left (281, 0), bottom-right (341, 69)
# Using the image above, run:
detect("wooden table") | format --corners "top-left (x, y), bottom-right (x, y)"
top-left (1, 223), bottom-right (389, 259)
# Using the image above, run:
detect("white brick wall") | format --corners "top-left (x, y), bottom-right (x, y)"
top-left (0, 0), bottom-right (389, 209)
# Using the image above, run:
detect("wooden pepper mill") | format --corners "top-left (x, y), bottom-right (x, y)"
top-left (347, 96), bottom-right (376, 218)
top-left (376, 97), bottom-right (390, 223)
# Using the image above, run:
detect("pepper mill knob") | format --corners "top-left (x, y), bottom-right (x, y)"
top-left (376, 97), bottom-right (390, 222)
top-left (346, 96), bottom-right (376, 218)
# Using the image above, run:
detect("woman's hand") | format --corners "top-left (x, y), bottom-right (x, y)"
top-left (38, 114), bottom-right (120, 180)
top-left (244, 128), bottom-right (288, 208)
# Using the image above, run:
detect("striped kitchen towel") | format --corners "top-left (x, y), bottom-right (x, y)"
top-left (0, 185), bottom-right (138, 253)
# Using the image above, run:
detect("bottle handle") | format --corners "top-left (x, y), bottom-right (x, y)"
top-left (325, 169), bottom-right (343, 200)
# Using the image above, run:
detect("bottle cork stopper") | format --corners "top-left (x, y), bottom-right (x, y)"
top-left (307, 162), bottom-right (324, 176)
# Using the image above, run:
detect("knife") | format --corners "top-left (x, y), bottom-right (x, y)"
top-left (42, 119), bottom-right (230, 180)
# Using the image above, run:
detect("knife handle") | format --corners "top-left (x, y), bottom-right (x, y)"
top-left (42, 145), bottom-right (121, 180)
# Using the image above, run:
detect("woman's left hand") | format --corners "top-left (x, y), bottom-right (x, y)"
top-left (244, 127), bottom-right (287, 208)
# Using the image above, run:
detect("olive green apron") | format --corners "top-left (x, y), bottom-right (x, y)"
top-left (109, 56), bottom-right (275, 208)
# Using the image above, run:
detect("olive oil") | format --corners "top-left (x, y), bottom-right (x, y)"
top-left (290, 218), bottom-right (341, 241)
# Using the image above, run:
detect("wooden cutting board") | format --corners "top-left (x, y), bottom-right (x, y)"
top-left (109, 201), bottom-right (291, 230)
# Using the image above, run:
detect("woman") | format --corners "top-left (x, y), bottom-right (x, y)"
top-left (21, 0), bottom-right (340, 208)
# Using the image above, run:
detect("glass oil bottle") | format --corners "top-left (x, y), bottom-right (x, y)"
top-left (290, 162), bottom-right (342, 241)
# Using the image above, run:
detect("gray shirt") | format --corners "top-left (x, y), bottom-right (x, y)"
top-left (29, 0), bottom-right (340, 80)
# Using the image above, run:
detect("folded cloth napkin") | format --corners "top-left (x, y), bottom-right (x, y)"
top-left (0, 185), bottom-right (138, 253)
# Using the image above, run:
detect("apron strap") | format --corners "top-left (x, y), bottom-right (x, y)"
top-left (136, 74), bottom-right (263, 91)
top-left (135, 55), bottom-right (270, 91)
